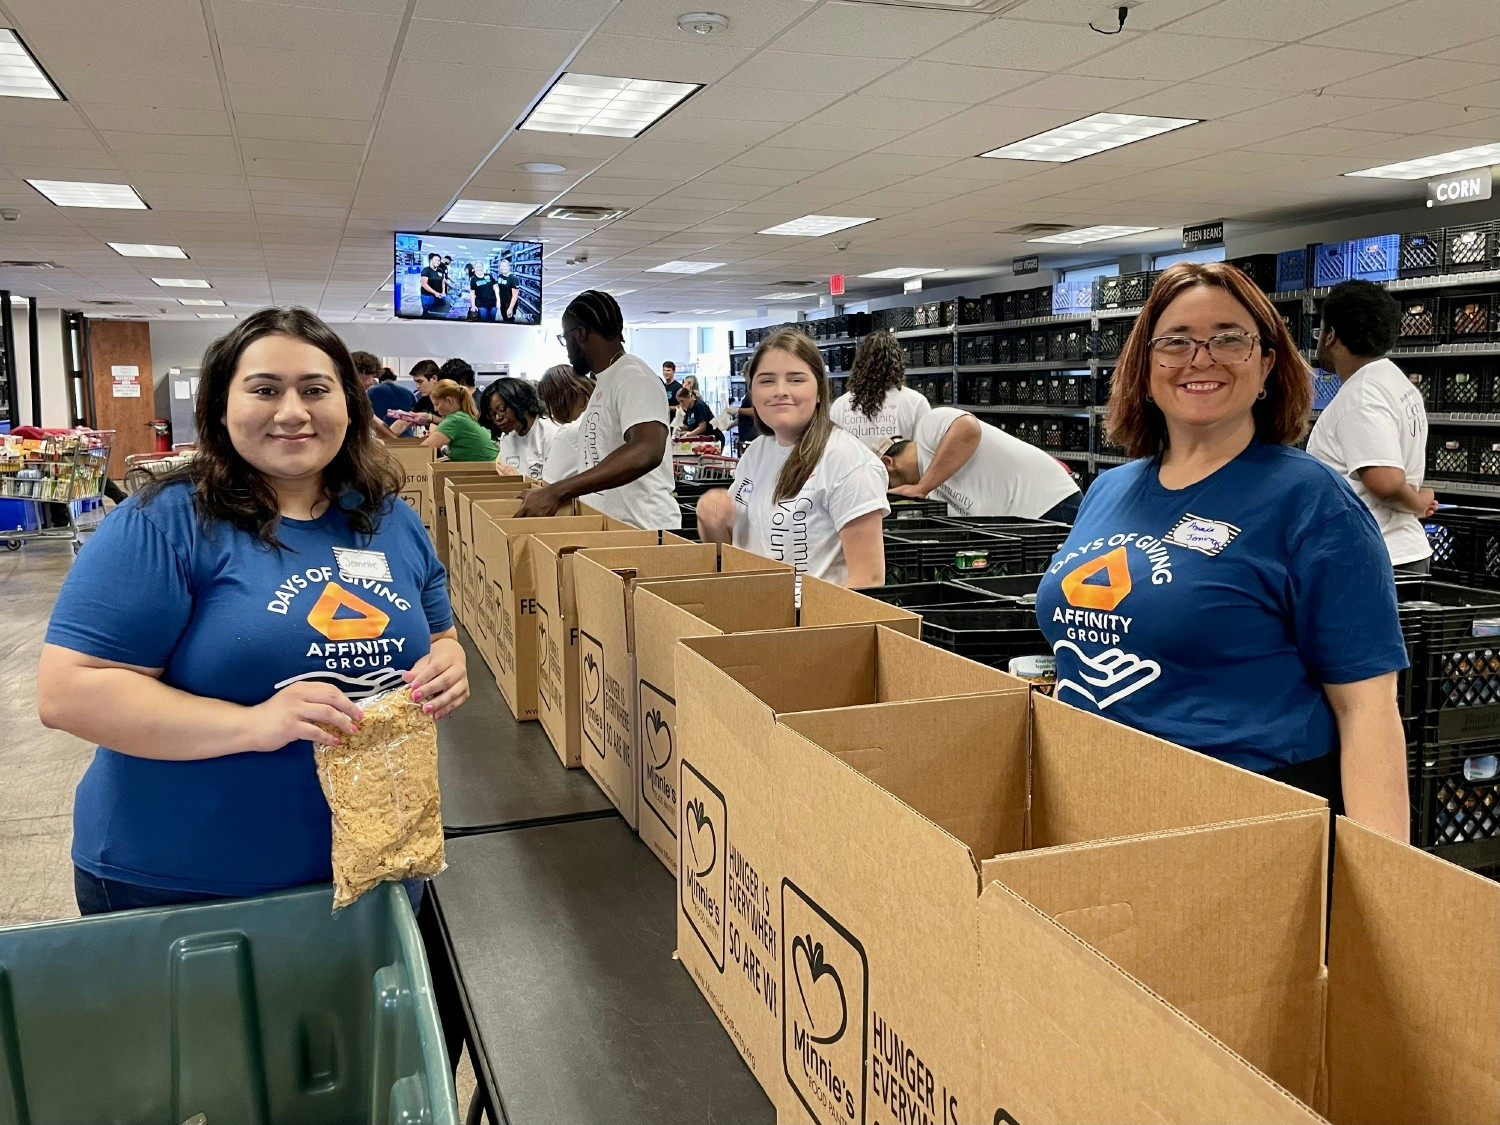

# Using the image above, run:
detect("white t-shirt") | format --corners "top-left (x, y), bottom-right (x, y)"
top-left (1305, 357), bottom-right (1430, 565)
top-left (916, 406), bottom-right (1079, 520)
top-left (577, 353), bottom-right (681, 530)
top-left (541, 419), bottom-right (582, 484)
top-left (830, 386), bottom-right (932, 445)
top-left (496, 417), bottom-right (557, 480)
top-left (729, 426), bottom-right (890, 595)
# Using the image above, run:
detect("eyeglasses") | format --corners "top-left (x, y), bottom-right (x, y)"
top-left (556, 325), bottom-right (582, 348)
top-left (1149, 331), bottom-right (1259, 368)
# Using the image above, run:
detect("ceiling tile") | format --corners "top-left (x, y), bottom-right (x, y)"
top-left (226, 83), bottom-right (382, 119)
top-left (674, 84), bottom-right (842, 123)
top-left (1435, 34), bottom-right (1500, 63)
top-left (921, 18), bottom-right (1115, 72)
top-left (401, 18), bottom-right (581, 68)
top-left (570, 33), bottom-right (754, 83)
top-left (1225, 93), bottom-right (1404, 129)
top-left (1202, 44), bottom-right (1408, 91)
top-left (719, 50), bottom-right (902, 94)
top-left (1324, 56), bottom-right (1499, 100)
top-left (859, 62), bottom-right (1045, 105)
top-left (989, 73), bottom-right (1173, 112)
top-left (807, 95), bottom-right (960, 132)
top-left (1305, 0), bottom-right (1500, 56)
top-left (765, 121), bottom-right (908, 152)
top-left (101, 133), bottom-right (240, 158)
top-left (767, 1), bottom-right (984, 58)
top-left (1239, 127), bottom-right (1406, 156)
top-left (597, 0), bottom-right (815, 49)
top-left (414, 0), bottom-right (614, 29)
top-left (235, 114), bottom-right (374, 145)
top-left (220, 47), bottom-right (389, 95)
top-left (1002, 0), bottom-right (1223, 28)
top-left (1432, 80), bottom-right (1500, 110)
top-left (211, 0), bottom-right (403, 53)
top-left (727, 145), bottom-right (859, 172)
top-left (1070, 32), bottom-right (1275, 82)
top-left (645, 114), bottom-right (786, 147)
top-left (1328, 100), bottom-right (1498, 135)
top-left (84, 106), bottom-right (232, 135)
top-left (1166, 0), bottom-right (1408, 41)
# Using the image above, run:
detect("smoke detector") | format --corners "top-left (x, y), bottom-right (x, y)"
top-left (677, 11), bottom-right (729, 34)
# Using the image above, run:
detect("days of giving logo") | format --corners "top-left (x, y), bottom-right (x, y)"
top-left (268, 568), bottom-right (412, 699)
top-left (680, 761), bottom-right (727, 971)
top-left (639, 680), bottom-right (677, 838)
top-left (783, 880), bottom-right (869, 1125)
top-left (1053, 546), bottom-right (1160, 711)
top-left (580, 631), bottom-right (606, 758)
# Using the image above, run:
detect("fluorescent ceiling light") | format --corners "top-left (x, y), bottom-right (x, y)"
top-left (1027, 224), bottom-right (1159, 245)
top-left (759, 215), bottom-right (875, 238)
top-left (647, 260), bottom-right (723, 274)
top-left (0, 30), bottom-right (62, 100)
top-left (152, 277), bottom-right (210, 288)
top-left (612, 288), bottom-right (637, 296)
top-left (858, 267), bottom-right (943, 280)
top-left (757, 291), bottom-right (815, 300)
top-left (689, 308), bottom-right (729, 315)
top-left (980, 113), bottom-right (1198, 163)
top-left (178, 297), bottom-right (226, 306)
top-left (196, 313), bottom-right (234, 319)
top-left (109, 242), bottom-right (187, 258)
top-left (27, 179), bottom-right (147, 209)
top-left (1344, 143), bottom-right (1500, 180)
top-left (439, 199), bottom-right (540, 224)
top-left (520, 73), bottom-right (700, 139)
top-left (517, 161), bottom-right (566, 174)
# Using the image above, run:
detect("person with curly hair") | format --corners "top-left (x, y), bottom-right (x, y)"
top-left (830, 329), bottom-right (931, 443)
top-left (480, 376), bottom-right (555, 479)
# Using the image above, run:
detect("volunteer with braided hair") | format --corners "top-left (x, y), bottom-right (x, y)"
top-left (515, 290), bottom-right (680, 529)
top-left (697, 329), bottom-right (888, 596)
top-left (830, 328), bottom-right (931, 443)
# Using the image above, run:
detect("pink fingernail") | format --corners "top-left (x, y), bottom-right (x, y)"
top-left (412, 689), bottom-right (423, 701)
top-left (423, 704), bottom-right (433, 714)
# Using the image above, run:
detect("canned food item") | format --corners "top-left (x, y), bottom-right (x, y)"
top-left (954, 550), bottom-right (989, 571)
top-left (1008, 654), bottom-right (1056, 688)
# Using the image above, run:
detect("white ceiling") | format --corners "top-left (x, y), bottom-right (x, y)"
top-left (0, 0), bottom-right (1495, 322)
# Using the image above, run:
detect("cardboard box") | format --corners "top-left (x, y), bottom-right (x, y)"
top-left (572, 545), bottom-right (795, 829)
top-left (628, 576), bottom-right (920, 873)
top-left (468, 514), bottom-right (637, 722)
top-left (445, 478), bottom-right (531, 626)
top-left (383, 442), bottom-right (432, 525)
top-left (425, 462), bottom-right (507, 565)
top-left (530, 531), bottom-right (691, 766)
top-left (671, 630), bottom-right (1327, 1120)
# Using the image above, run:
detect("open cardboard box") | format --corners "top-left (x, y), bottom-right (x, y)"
top-left (468, 513), bottom-right (635, 721)
top-left (571, 545), bottom-right (797, 830)
top-left (626, 576), bottom-right (920, 873)
top-left (529, 530), bottom-right (692, 767)
top-left (671, 626), bottom-right (1327, 1121)
top-left (444, 478), bottom-right (532, 625)
top-left (425, 463), bottom-right (513, 565)
top-left (382, 441), bottom-right (432, 525)
top-left (977, 815), bottom-right (1500, 1124)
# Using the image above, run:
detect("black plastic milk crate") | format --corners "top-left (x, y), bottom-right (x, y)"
top-left (888, 497), bottom-right (950, 521)
top-left (1399, 229), bottom-right (1444, 279)
top-left (1228, 255), bottom-right (1278, 292)
top-left (883, 528), bottom-right (1024, 584)
top-left (1445, 293), bottom-right (1497, 342)
top-left (1398, 295), bottom-right (1440, 343)
top-left (915, 607), bottom-right (1050, 669)
top-left (959, 337), bottom-right (980, 366)
top-left (957, 297), bottom-right (987, 325)
top-left (1063, 418), bottom-right (1090, 452)
top-left (676, 503), bottom-right (701, 542)
top-left (1424, 507), bottom-right (1500, 585)
top-left (852, 580), bottom-right (1006, 609)
top-left (1428, 433), bottom-right (1476, 480)
top-left (953, 572), bottom-right (1045, 600)
top-left (937, 516), bottom-right (1071, 566)
top-left (1093, 323), bottom-right (1126, 359)
top-left (1444, 221), bottom-right (1497, 274)
top-left (1394, 580), bottom-right (1500, 720)
top-left (1412, 741), bottom-right (1500, 858)
top-left (1438, 366), bottom-right (1495, 410)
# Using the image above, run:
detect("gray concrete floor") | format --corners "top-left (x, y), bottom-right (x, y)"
top-left (0, 535), bottom-right (479, 1114)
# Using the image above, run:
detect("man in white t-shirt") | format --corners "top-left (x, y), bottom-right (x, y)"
top-left (1306, 280), bottom-right (1435, 574)
top-left (877, 407), bottom-right (1080, 522)
top-left (515, 291), bottom-right (680, 529)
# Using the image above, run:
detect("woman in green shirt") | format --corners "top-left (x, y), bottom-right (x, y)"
top-left (422, 379), bottom-right (499, 462)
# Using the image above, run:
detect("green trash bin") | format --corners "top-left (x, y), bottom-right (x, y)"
top-left (0, 883), bottom-right (458, 1125)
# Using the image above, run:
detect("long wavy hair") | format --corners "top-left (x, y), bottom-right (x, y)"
top-left (537, 364), bottom-right (595, 423)
top-left (749, 329), bottom-right (835, 503)
top-left (140, 307), bottom-right (401, 547)
top-left (846, 329), bottom-right (907, 418)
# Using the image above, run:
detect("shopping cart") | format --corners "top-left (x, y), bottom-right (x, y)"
top-left (0, 429), bottom-right (114, 554)
top-left (677, 453), bottom-right (737, 484)
top-left (123, 447), bottom-right (196, 494)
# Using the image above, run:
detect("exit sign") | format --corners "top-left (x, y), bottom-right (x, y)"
top-left (830, 274), bottom-right (845, 296)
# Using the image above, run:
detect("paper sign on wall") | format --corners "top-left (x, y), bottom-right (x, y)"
top-left (111, 364), bottom-right (141, 398)
top-left (172, 380), bottom-right (190, 400)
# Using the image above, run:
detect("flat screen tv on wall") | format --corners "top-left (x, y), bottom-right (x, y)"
top-left (394, 232), bottom-right (542, 325)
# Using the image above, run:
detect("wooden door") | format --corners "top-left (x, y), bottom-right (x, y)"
top-left (87, 320), bottom-right (155, 478)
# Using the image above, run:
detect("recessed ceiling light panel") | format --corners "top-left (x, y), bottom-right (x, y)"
top-left (110, 243), bottom-right (188, 259)
top-left (520, 73), bottom-right (701, 139)
top-left (517, 162), bottom-right (567, 173)
top-left (439, 199), bottom-right (540, 224)
top-left (1345, 143), bottom-right (1500, 180)
top-left (647, 260), bottom-right (723, 274)
top-left (196, 313), bottom-right (235, 319)
top-left (0, 30), bottom-right (62, 100)
top-left (152, 277), bottom-right (210, 288)
top-left (759, 215), bottom-right (876, 238)
top-left (28, 179), bottom-right (148, 209)
top-left (857, 267), bottom-right (943, 279)
top-left (980, 113), bottom-right (1198, 163)
top-left (178, 297), bottom-right (226, 306)
top-left (1027, 224), bottom-right (1160, 245)
top-left (757, 291), bottom-right (815, 300)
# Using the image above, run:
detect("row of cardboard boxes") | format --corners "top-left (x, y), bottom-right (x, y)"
top-left (392, 444), bottom-right (1498, 1124)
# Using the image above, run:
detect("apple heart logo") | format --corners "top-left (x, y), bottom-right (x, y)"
top-left (645, 708), bottom-right (673, 773)
top-left (538, 615), bottom-right (548, 651)
top-left (791, 934), bottom-right (847, 1046)
top-left (685, 796), bottom-right (716, 878)
top-left (583, 651), bottom-right (602, 705)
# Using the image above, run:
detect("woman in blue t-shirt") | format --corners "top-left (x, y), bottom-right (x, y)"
top-left (38, 307), bottom-right (470, 913)
top-left (1035, 262), bottom-right (1410, 840)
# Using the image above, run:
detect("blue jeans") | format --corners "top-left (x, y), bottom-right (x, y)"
top-left (73, 867), bottom-right (423, 915)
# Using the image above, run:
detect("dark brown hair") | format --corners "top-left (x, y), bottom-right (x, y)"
top-left (748, 329), bottom-right (835, 503)
top-left (140, 307), bottom-right (402, 548)
top-left (538, 365), bottom-right (595, 424)
top-left (846, 329), bottom-right (907, 418)
top-left (1106, 262), bottom-right (1312, 458)
top-left (351, 349), bottom-right (382, 379)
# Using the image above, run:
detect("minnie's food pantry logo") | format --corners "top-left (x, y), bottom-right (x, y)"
top-left (680, 761), bottom-right (727, 970)
top-left (638, 680), bottom-right (677, 837)
top-left (783, 881), bottom-right (868, 1125)
top-left (580, 632), bottom-right (605, 758)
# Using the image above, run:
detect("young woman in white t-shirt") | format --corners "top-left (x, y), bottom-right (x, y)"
top-left (829, 329), bottom-right (932, 444)
top-left (480, 377), bottom-right (556, 479)
top-left (698, 329), bottom-right (889, 591)
top-left (536, 364), bottom-right (596, 484)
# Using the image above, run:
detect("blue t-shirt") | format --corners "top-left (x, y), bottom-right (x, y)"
top-left (367, 381), bottom-right (415, 423)
top-left (1035, 441), bottom-right (1406, 773)
top-left (46, 481), bottom-right (451, 895)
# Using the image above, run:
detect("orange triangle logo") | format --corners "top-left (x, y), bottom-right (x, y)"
top-left (307, 582), bottom-right (390, 641)
top-left (1060, 547), bottom-right (1132, 611)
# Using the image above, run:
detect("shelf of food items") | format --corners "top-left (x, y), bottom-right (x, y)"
top-left (0, 431), bottom-right (112, 502)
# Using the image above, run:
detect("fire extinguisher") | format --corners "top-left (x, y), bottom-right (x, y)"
top-left (149, 418), bottom-right (172, 453)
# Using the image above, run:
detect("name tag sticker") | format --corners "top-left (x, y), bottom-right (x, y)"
top-left (1165, 514), bottom-right (1241, 557)
top-left (333, 548), bottom-right (394, 583)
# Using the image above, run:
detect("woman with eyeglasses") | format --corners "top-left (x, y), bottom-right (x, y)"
top-left (1034, 262), bottom-right (1409, 840)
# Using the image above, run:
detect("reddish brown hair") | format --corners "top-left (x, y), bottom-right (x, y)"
top-left (1105, 262), bottom-right (1312, 458)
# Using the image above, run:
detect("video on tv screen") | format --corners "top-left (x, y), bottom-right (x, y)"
top-left (394, 232), bottom-right (542, 325)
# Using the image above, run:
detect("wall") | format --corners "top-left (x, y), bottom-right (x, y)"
top-left (11, 307), bottom-right (70, 428)
top-left (626, 327), bottom-right (691, 375)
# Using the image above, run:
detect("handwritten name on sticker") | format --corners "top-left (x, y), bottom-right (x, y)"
top-left (1165, 513), bottom-right (1240, 557)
